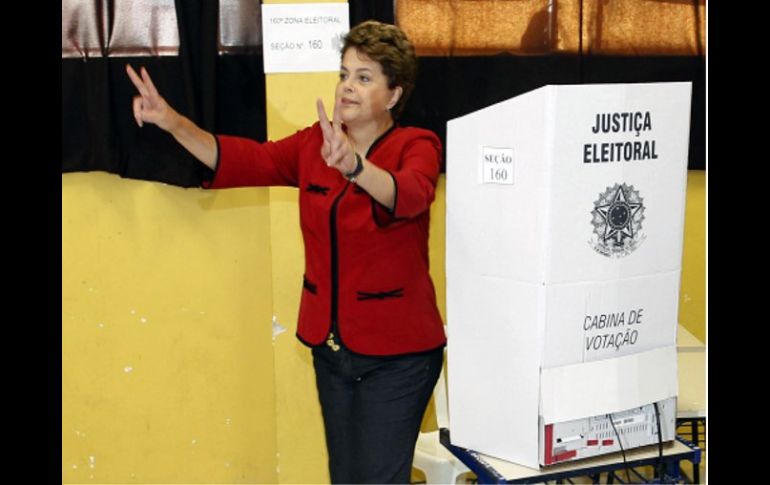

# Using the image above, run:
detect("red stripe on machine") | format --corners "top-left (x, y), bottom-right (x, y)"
top-left (544, 424), bottom-right (553, 465)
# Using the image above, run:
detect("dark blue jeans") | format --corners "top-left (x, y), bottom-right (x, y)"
top-left (312, 343), bottom-right (444, 484)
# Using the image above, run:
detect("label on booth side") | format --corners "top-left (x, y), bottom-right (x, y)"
top-left (480, 146), bottom-right (514, 185)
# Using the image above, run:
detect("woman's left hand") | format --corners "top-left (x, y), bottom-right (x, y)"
top-left (316, 99), bottom-right (357, 175)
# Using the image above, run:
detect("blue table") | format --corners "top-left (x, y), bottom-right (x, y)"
top-left (439, 428), bottom-right (701, 484)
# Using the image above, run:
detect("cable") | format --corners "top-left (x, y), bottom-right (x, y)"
top-left (653, 402), bottom-right (664, 481)
top-left (607, 413), bottom-right (631, 484)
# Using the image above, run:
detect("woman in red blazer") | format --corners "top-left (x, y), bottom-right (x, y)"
top-left (127, 20), bottom-right (446, 484)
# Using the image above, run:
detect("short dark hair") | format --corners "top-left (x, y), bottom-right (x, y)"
top-left (341, 20), bottom-right (417, 118)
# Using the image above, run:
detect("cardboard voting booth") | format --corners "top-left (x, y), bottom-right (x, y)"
top-left (445, 82), bottom-right (692, 468)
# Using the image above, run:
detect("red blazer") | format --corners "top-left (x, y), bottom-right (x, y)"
top-left (204, 123), bottom-right (446, 356)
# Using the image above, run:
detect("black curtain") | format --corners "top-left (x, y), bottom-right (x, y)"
top-left (401, 55), bottom-right (706, 171)
top-left (62, 1), bottom-right (704, 183)
top-left (349, 0), bottom-right (394, 26)
top-left (348, 0), bottom-right (705, 171)
top-left (61, 0), bottom-right (267, 187)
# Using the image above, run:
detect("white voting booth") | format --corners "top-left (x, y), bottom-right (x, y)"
top-left (445, 82), bottom-right (692, 468)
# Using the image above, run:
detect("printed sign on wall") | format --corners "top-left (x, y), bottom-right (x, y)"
top-left (262, 3), bottom-right (350, 73)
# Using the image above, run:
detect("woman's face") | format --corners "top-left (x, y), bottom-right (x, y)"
top-left (335, 47), bottom-right (402, 127)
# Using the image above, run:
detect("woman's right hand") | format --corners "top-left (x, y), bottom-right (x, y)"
top-left (126, 64), bottom-right (180, 133)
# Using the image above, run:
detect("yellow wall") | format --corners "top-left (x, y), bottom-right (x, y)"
top-left (61, 168), bottom-right (705, 483)
top-left (266, 73), bottom-right (338, 484)
top-left (62, 173), bottom-right (278, 483)
top-left (61, 167), bottom-right (704, 481)
top-left (678, 170), bottom-right (706, 343)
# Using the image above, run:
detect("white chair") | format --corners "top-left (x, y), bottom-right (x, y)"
top-left (413, 351), bottom-right (471, 484)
